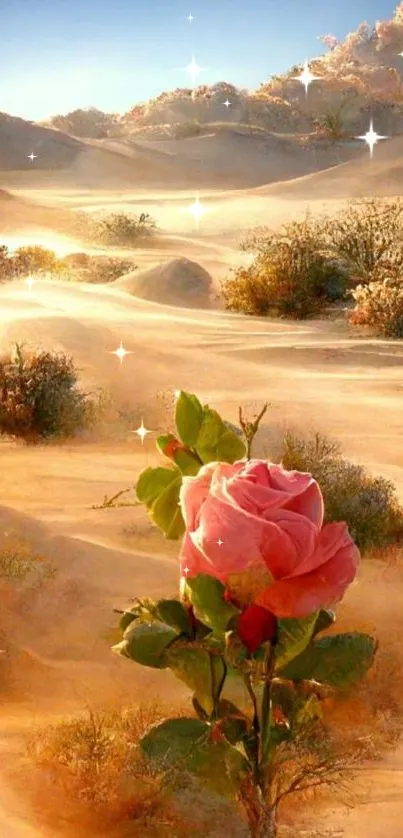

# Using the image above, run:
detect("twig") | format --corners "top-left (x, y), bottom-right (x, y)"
top-left (239, 402), bottom-right (270, 459)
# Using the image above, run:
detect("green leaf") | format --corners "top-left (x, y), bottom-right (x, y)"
top-left (172, 447), bottom-right (202, 476)
top-left (150, 473), bottom-right (185, 539)
top-left (118, 598), bottom-right (158, 632)
top-left (119, 610), bottom-right (137, 632)
top-left (136, 466), bottom-right (180, 508)
top-left (156, 599), bottom-right (193, 636)
top-left (141, 717), bottom-right (210, 762)
top-left (164, 644), bottom-right (225, 716)
top-left (279, 632), bottom-right (377, 688)
top-left (275, 612), bottom-right (319, 671)
top-left (313, 609), bottom-right (336, 637)
top-left (216, 699), bottom-right (250, 745)
top-left (195, 407), bottom-right (246, 464)
top-left (175, 391), bottom-right (204, 447)
top-left (113, 620), bottom-right (178, 669)
top-left (141, 717), bottom-right (251, 799)
top-left (185, 574), bottom-right (239, 633)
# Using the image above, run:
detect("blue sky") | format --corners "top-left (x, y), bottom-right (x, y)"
top-left (0, 0), bottom-right (400, 120)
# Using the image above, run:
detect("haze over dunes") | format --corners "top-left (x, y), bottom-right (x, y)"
top-left (2, 4), bottom-right (403, 838)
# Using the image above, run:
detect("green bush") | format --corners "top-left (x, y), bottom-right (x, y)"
top-left (93, 212), bottom-right (156, 246)
top-left (221, 218), bottom-right (348, 319)
top-left (0, 344), bottom-right (95, 442)
top-left (350, 277), bottom-right (403, 337)
top-left (280, 431), bottom-right (403, 550)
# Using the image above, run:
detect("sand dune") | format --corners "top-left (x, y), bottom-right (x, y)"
top-left (1, 116), bottom-right (403, 835)
top-left (261, 134), bottom-right (403, 199)
top-left (0, 113), bottom-right (368, 191)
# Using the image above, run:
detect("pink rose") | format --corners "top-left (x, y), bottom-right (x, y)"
top-left (179, 460), bottom-right (359, 647)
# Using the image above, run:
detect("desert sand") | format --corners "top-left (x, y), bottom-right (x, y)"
top-left (1, 122), bottom-right (403, 836)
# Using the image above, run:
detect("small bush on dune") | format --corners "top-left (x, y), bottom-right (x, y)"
top-left (93, 212), bottom-right (156, 246)
top-left (281, 430), bottom-right (403, 550)
top-left (27, 705), bottom-right (199, 837)
top-left (0, 344), bottom-right (95, 442)
top-left (350, 276), bottom-right (403, 337)
top-left (322, 198), bottom-right (403, 282)
top-left (61, 254), bottom-right (137, 283)
top-left (222, 218), bottom-right (348, 318)
top-left (0, 244), bottom-right (67, 280)
top-left (11, 245), bottom-right (64, 276)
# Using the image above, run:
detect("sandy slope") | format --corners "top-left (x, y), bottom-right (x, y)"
top-left (1, 151), bottom-right (403, 834)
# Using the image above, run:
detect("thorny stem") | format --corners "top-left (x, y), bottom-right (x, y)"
top-left (239, 403), bottom-right (270, 459)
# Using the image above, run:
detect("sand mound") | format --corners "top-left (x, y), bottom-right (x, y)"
top-left (115, 257), bottom-right (213, 307)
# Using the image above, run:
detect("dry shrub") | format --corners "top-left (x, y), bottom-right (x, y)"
top-left (26, 704), bottom-right (203, 837)
top-left (280, 430), bottom-right (403, 549)
top-left (221, 218), bottom-right (347, 319)
top-left (322, 198), bottom-right (403, 282)
top-left (0, 344), bottom-right (96, 442)
top-left (350, 276), bottom-right (403, 337)
top-left (92, 212), bottom-right (156, 246)
top-left (0, 537), bottom-right (54, 588)
top-left (0, 244), bottom-right (66, 280)
top-left (61, 253), bottom-right (137, 283)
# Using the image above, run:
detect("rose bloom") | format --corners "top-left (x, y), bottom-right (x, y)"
top-left (179, 460), bottom-right (359, 652)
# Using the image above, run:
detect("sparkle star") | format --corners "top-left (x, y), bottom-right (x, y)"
top-left (181, 55), bottom-right (206, 87)
top-left (187, 12), bottom-right (194, 23)
top-left (223, 99), bottom-right (231, 108)
top-left (111, 340), bottom-right (132, 364)
top-left (27, 152), bottom-right (38, 162)
top-left (182, 565), bottom-right (190, 576)
top-left (293, 59), bottom-right (321, 94)
top-left (216, 539), bottom-right (224, 546)
top-left (356, 120), bottom-right (388, 157)
top-left (25, 274), bottom-right (35, 289)
top-left (133, 419), bottom-right (151, 444)
top-left (188, 193), bottom-right (207, 228)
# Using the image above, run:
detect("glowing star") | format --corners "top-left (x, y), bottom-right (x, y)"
top-left (25, 274), bottom-right (35, 289)
top-left (110, 340), bottom-right (132, 364)
top-left (293, 59), bottom-right (321, 94)
top-left (27, 152), bottom-right (37, 162)
top-left (182, 565), bottom-right (190, 576)
top-left (356, 120), bottom-right (388, 157)
top-left (216, 539), bottom-right (224, 547)
top-left (181, 55), bottom-right (206, 87)
top-left (133, 419), bottom-right (151, 444)
top-left (187, 12), bottom-right (194, 23)
top-left (223, 99), bottom-right (231, 108)
top-left (188, 193), bottom-right (207, 228)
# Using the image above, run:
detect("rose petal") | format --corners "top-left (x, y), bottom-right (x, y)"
top-left (180, 462), bottom-right (218, 530)
top-left (283, 478), bottom-right (324, 529)
top-left (260, 508), bottom-right (318, 577)
top-left (193, 493), bottom-right (298, 578)
top-left (179, 532), bottom-right (222, 580)
top-left (256, 525), bottom-right (359, 618)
